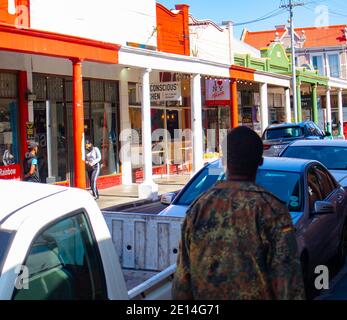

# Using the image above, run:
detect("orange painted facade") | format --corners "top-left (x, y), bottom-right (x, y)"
top-left (0, 25), bottom-right (120, 63)
top-left (230, 65), bottom-right (255, 82)
top-left (156, 3), bottom-right (190, 56)
top-left (0, 0), bottom-right (30, 28)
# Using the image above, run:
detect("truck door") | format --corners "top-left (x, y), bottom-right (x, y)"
top-left (12, 212), bottom-right (108, 300)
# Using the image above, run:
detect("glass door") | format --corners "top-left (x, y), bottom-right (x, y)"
top-left (34, 101), bottom-right (69, 184)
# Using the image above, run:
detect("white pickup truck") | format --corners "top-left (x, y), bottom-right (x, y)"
top-left (0, 181), bottom-right (183, 300)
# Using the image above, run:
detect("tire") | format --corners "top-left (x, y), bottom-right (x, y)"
top-left (335, 223), bottom-right (347, 269)
top-left (301, 253), bottom-right (313, 300)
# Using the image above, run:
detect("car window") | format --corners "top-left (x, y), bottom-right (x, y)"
top-left (264, 126), bottom-right (304, 140)
top-left (256, 170), bottom-right (303, 212)
top-left (281, 146), bottom-right (347, 171)
top-left (281, 145), bottom-right (347, 170)
top-left (175, 165), bottom-right (225, 206)
top-left (313, 165), bottom-right (335, 199)
top-left (12, 212), bottom-right (107, 300)
top-left (0, 230), bottom-right (13, 275)
top-left (307, 167), bottom-right (323, 212)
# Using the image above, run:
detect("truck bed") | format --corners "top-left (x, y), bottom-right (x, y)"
top-left (123, 269), bottom-right (159, 291)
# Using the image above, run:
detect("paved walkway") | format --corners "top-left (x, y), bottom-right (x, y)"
top-left (96, 174), bottom-right (191, 210)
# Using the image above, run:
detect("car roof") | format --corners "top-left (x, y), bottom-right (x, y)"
top-left (265, 121), bottom-right (311, 130)
top-left (210, 156), bottom-right (315, 173)
top-left (286, 139), bottom-right (347, 147)
top-left (0, 180), bottom-right (68, 226)
top-left (260, 157), bottom-right (315, 172)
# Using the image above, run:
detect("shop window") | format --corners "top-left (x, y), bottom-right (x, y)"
top-left (0, 72), bottom-right (18, 171)
top-left (47, 78), bottom-right (64, 102)
top-left (128, 83), bottom-right (140, 106)
top-left (90, 80), bottom-right (104, 102)
top-left (0, 73), bottom-right (17, 98)
top-left (0, 99), bottom-right (18, 167)
top-left (33, 75), bottom-right (47, 101)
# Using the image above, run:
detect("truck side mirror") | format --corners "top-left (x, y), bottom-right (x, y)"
top-left (161, 193), bottom-right (176, 205)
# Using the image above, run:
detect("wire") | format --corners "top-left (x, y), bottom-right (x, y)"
top-left (233, 8), bottom-right (288, 26)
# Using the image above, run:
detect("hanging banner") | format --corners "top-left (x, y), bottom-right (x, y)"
top-left (205, 79), bottom-right (231, 106)
top-left (150, 82), bottom-right (181, 102)
top-left (136, 82), bottom-right (182, 103)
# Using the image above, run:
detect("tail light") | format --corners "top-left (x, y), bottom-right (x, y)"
top-left (263, 144), bottom-right (271, 150)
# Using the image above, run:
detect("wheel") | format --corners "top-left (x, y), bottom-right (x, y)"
top-left (301, 253), bottom-right (312, 300)
top-left (336, 223), bottom-right (347, 269)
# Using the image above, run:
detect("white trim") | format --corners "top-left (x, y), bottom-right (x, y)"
top-left (328, 77), bottom-right (347, 89)
top-left (254, 72), bottom-right (291, 87)
top-left (119, 46), bottom-right (231, 77)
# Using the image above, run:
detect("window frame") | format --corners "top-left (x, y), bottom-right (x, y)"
top-left (327, 52), bottom-right (341, 78)
top-left (11, 209), bottom-right (108, 300)
top-left (311, 54), bottom-right (325, 76)
top-left (313, 164), bottom-right (336, 200)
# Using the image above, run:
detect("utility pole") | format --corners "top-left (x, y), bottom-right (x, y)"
top-left (280, 0), bottom-right (304, 123)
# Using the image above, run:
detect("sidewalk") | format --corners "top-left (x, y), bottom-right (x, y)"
top-left (96, 174), bottom-right (191, 210)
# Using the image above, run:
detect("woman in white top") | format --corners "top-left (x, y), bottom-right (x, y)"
top-left (85, 140), bottom-right (102, 200)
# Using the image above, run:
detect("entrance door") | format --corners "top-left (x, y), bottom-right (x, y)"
top-left (33, 101), bottom-right (69, 183)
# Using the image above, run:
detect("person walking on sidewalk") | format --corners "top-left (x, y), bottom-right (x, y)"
top-left (23, 142), bottom-right (40, 183)
top-left (172, 126), bottom-right (305, 300)
top-left (85, 140), bottom-right (101, 200)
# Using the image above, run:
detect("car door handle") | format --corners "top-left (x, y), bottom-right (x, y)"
top-left (337, 195), bottom-right (344, 204)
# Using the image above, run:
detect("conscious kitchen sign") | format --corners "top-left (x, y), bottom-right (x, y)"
top-left (205, 79), bottom-right (231, 106)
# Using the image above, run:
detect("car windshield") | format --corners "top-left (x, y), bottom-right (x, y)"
top-left (0, 230), bottom-right (13, 275)
top-left (264, 126), bottom-right (303, 140)
top-left (282, 146), bottom-right (347, 170)
top-left (175, 165), bottom-right (302, 212)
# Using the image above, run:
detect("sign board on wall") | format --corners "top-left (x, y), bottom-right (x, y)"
top-left (0, 164), bottom-right (21, 180)
top-left (150, 82), bottom-right (181, 102)
top-left (136, 82), bottom-right (182, 103)
top-left (26, 122), bottom-right (35, 140)
top-left (205, 79), bottom-right (231, 106)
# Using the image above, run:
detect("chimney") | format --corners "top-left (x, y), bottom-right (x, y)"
top-left (175, 4), bottom-right (190, 55)
top-left (275, 25), bottom-right (286, 30)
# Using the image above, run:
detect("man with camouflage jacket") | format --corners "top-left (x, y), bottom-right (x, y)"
top-left (172, 126), bottom-right (305, 300)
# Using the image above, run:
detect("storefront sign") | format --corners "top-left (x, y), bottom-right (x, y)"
top-left (150, 82), bottom-right (181, 102)
top-left (26, 122), bottom-right (34, 140)
top-left (205, 79), bottom-right (231, 106)
top-left (0, 164), bottom-right (21, 180)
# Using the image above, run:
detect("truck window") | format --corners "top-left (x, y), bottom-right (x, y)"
top-left (12, 212), bottom-right (107, 300)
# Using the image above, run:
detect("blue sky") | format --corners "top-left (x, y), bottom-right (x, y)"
top-left (157, 0), bottom-right (347, 38)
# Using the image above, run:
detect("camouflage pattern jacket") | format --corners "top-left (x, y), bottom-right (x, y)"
top-left (172, 180), bottom-right (306, 300)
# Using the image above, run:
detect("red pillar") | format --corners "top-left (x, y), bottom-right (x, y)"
top-left (72, 59), bottom-right (86, 189)
top-left (230, 79), bottom-right (238, 128)
top-left (18, 71), bottom-right (29, 178)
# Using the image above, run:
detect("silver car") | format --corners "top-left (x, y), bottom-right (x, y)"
top-left (160, 157), bottom-right (347, 289)
top-left (280, 140), bottom-right (347, 188)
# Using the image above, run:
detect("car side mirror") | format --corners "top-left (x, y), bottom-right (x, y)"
top-left (161, 192), bottom-right (176, 205)
top-left (314, 201), bottom-right (335, 215)
top-left (325, 131), bottom-right (332, 137)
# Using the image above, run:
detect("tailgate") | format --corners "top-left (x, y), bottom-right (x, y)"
top-left (103, 212), bottom-right (183, 271)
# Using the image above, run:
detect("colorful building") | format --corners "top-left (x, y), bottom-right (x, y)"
top-left (242, 24), bottom-right (347, 137)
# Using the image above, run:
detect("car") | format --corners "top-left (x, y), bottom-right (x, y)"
top-left (160, 158), bottom-right (347, 292)
top-left (280, 140), bottom-right (347, 188)
top-left (262, 121), bottom-right (330, 157)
